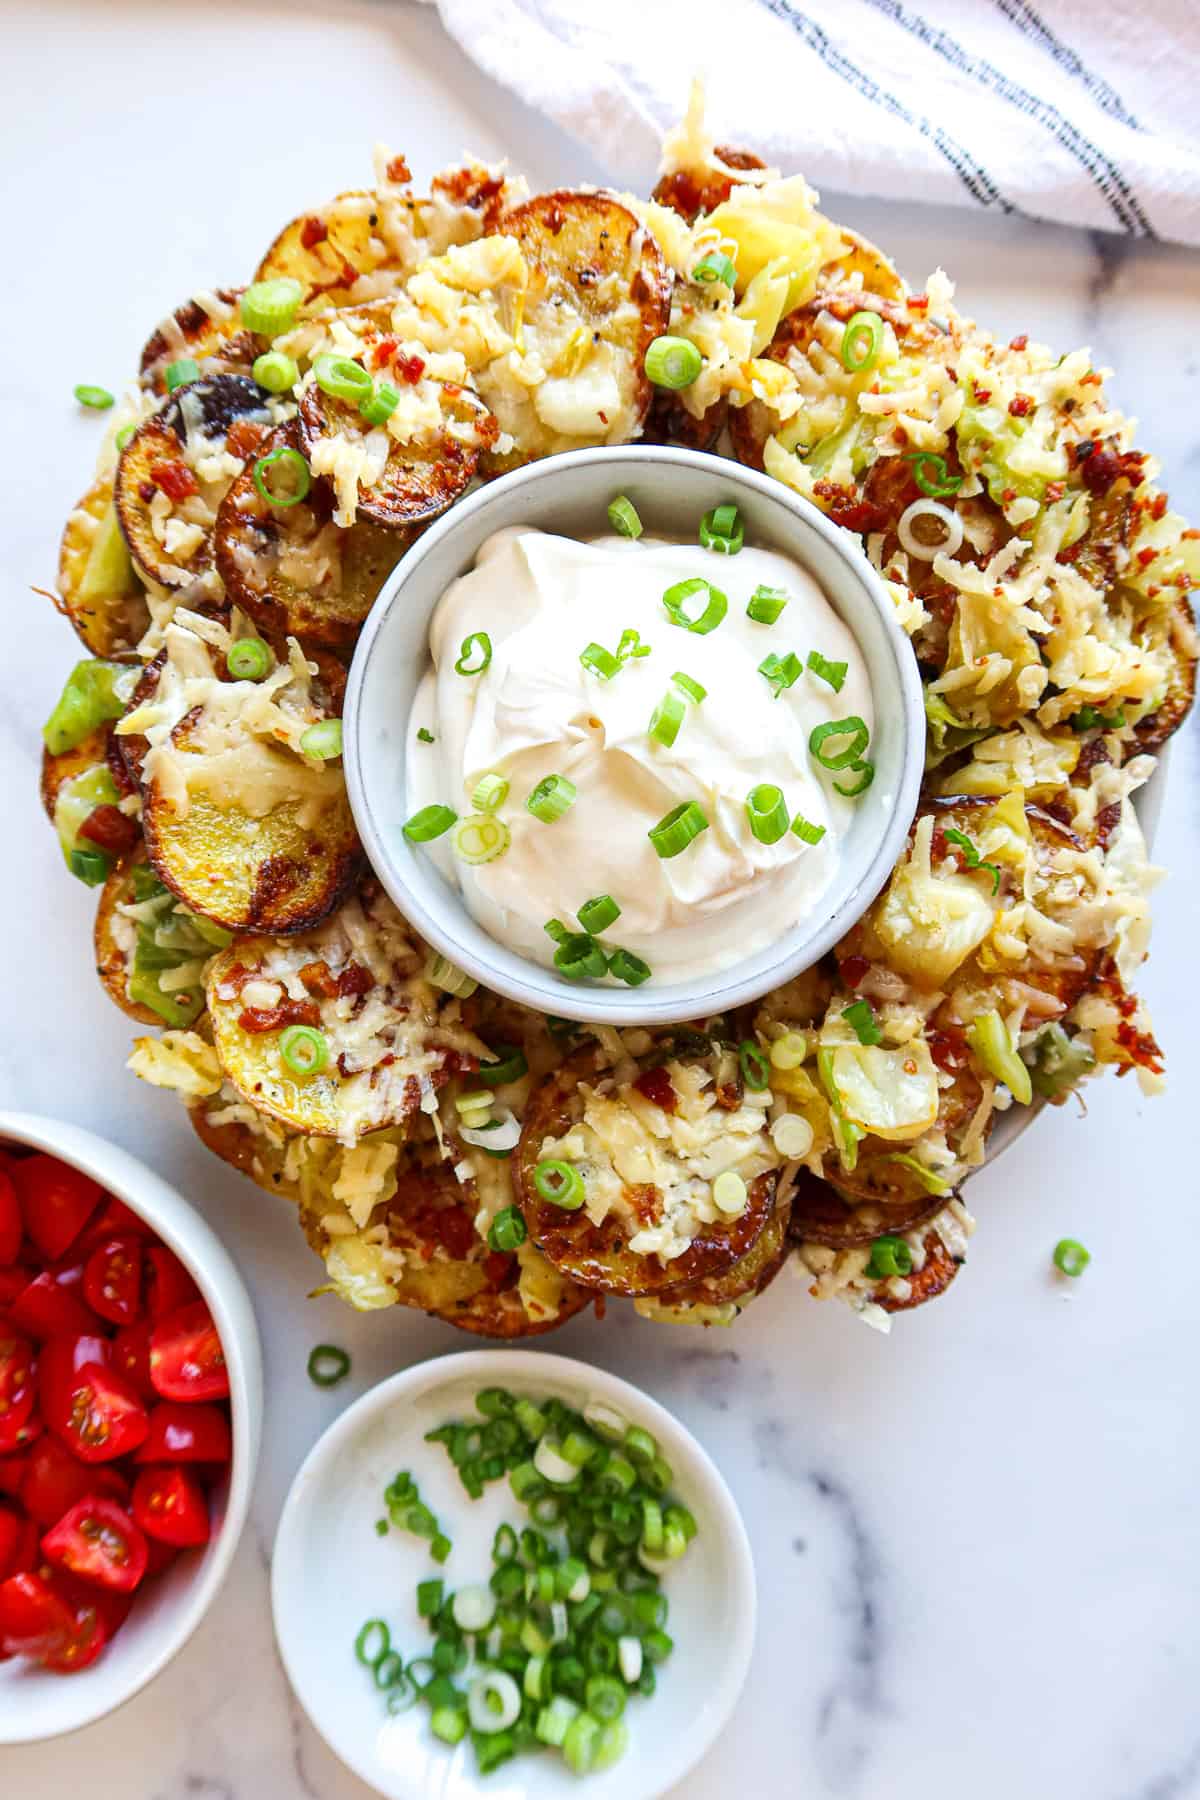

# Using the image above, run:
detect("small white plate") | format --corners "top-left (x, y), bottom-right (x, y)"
top-left (272, 1349), bottom-right (755, 1800)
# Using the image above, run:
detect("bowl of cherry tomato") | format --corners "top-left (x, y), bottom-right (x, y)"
top-left (0, 1111), bottom-right (262, 1741)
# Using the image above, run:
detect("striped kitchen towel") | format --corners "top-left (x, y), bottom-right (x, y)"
top-left (417, 0), bottom-right (1200, 246)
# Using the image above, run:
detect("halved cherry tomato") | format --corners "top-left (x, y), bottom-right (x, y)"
top-left (12, 1157), bottom-right (102, 1263)
top-left (38, 1330), bottom-right (109, 1420)
top-left (45, 1361), bottom-right (148, 1465)
top-left (143, 1247), bottom-right (199, 1321)
top-left (42, 1497), bottom-right (148, 1594)
top-left (0, 1266), bottom-right (33, 1308)
top-left (78, 1197), bottom-right (151, 1249)
top-left (143, 1534), bottom-right (179, 1580)
top-left (137, 1401), bottom-right (231, 1466)
top-left (20, 1437), bottom-right (128, 1527)
top-left (111, 1319), bottom-right (156, 1400)
top-left (6, 1516), bottom-right (41, 1578)
top-left (0, 1166), bottom-right (20, 1267)
top-left (0, 1330), bottom-right (36, 1454)
top-left (9, 1264), bottom-right (96, 1341)
top-left (150, 1302), bottom-right (229, 1402)
top-left (83, 1236), bottom-right (144, 1327)
top-left (132, 1465), bottom-right (210, 1547)
top-left (0, 1450), bottom-right (29, 1498)
top-left (0, 1570), bottom-right (111, 1671)
top-left (0, 1504), bottom-right (22, 1579)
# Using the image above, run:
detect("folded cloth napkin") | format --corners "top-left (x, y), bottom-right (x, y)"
top-left (418, 0), bottom-right (1200, 246)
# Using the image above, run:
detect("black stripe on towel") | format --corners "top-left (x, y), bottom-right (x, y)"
top-left (758, 0), bottom-right (1015, 214)
top-left (865, 0), bottom-right (1155, 238)
top-left (991, 0), bottom-right (1143, 132)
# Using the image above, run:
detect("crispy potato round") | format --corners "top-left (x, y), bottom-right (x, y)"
top-left (94, 851), bottom-right (161, 1026)
top-left (643, 388), bottom-right (728, 453)
top-left (871, 1230), bottom-right (962, 1313)
top-left (57, 478), bottom-right (150, 658)
top-left (785, 1168), bottom-right (947, 1250)
top-left (1132, 596), bottom-right (1197, 754)
top-left (513, 1045), bottom-right (775, 1298)
top-left (640, 1194), bottom-right (793, 1320)
top-left (214, 424), bottom-right (413, 651)
top-left (651, 146), bottom-right (767, 223)
top-left (115, 375), bottom-right (274, 588)
top-left (823, 228), bottom-right (906, 303)
top-left (40, 725), bottom-right (113, 822)
top-left (139, 289), bottom-right (259, 394)
top-left (256, 190), bottom-right (409, 310)
top-left (297, 380), bottom-right (496, 528)
top-left (478, 191), bottom-right (671, 464)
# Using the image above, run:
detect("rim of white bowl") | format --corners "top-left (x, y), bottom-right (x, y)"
top-left (345, 444), bottom-right (925, 1025)
top-left (0, 1110), bottom-right (263, 1743)
top-left (271, 1347), bottom-right (756, 1800)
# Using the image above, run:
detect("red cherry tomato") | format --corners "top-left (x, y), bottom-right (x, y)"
top-left (132, 1465), bottom-right (211, 1547)
top-left (0, 1451), bottom-right (29, 1498)
top-left (0, 1166), bottom-right (20, 1267)
top-left (11, 1157), bottom-right (102, 1263)
top-left (0, 1504), bottom-right (22, 1579)
top-left (149, 1302), bottom-right (229, 1402)
top-left (38, 1330), bottom-right (109, 1418)
top-left (20, 1437), bottom-right (128, 1527)
top-left (143, 1247), bottom-right (200, 1321)
top-left (143, 1534), bottom-right (179, 1580)
top-left (111, 1319), bottom-right (156, 1400)
top-left (0, 1266), bottom-right (34, 1308)
top-left (83, 1236), bottom-right (145, 1327)
top-left (44, 1360), bottom-right (148, 1465)
top-left (9, 1265), bottom-right (96, 1341)
top-left (7, 1515), bottom-right (41, 1578)
top-left (0, 1329), bottom-right (36, 1447)
top-left (79, 1197), bottom-right (151, 1249)
top-left (42, 1497), bottom-right (148, 1594)
top-left (0, 1570), bottom-right (110, 1671)
top-left (137, 1401), bottom-right (231, 1465)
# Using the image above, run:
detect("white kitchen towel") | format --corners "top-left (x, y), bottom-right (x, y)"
top-left (418, 0), bottom-right (1200, 246)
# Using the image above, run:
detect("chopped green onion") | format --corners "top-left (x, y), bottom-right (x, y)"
top-left (252, 350), bottom-right (300, 393)
top-left (644, 334), bottom-right (702, 390)
top-left (299, 718), bottom-right (342, 760)
top-left (699, 504), bottom-right (744, 556)
top-left (226, 636), bottom-right (273, 681)
top-left (791, 813), bottom-right (827, 845)
top-left (905, 451), bottom-right (962, 499)
top-left (1053, 1238), bottom-right (1090, 1278)
top-left (839, 309), bottom-right (884, 373)
top-left (417, 727), bottom-right (435, 744)
top-left (242, 277), bottom-right (303, 336)
top-left (355, 1619), bottom-right (390, 1668)
top-left (866, 1235), bottom-right (912, 1279)
top-left (1028, 1023), bottom-right (1096, 1100)
top-left (307, 1344), bottom-right (350, 1387)
top-left (471, 772), bottom-right (509, 812)
top-left (253, 445), bottom-right (311, 508)
top-left (586, 1674), bottom-right (627, 1722)
top-left (884, 1153), bottom-right (950, 1196)
top-left (544, 918), bottom-right (568, 942)
top-left (280, 1025), bottom-right (329, 1077)
top-left (648, 690), bottom-right (685, 747)
top-left (692, 248), bottom-right (737, 286)
top-left (526, 774), bottom-right (576, 823)
top-left (403, 804), bottom-right (457, 842)
top-left (842, 999), bottom-right (882, 1046)
top-left (488, 1206), bottom-right (527, 1252)
top-left (739, 1040), bottom-right (770, 1091)
top-left (662, 576), bottom-right (727, 635)
top-left (426, 953), bottom-right (477, 998)
top-left (312, 351), bottom-right (372, 403)
top-left (966, 1008), bottom-right (1033, 1104)
top-left (115, 424), bottom-right (135, 450)
top-left (769, 1030), bottom-right (807, 1070)
top-left (430, 1707), bottom-right (467, 1746)
top-left (578, 895), bottom-right (620, 934)
top-left (745, 783), bottom-right (789, 844)
top-left (417, 1579), bottom-right (444, 1617)
top-left (943, 827), bottom-right (1001, 894)
top-left (454, 631), bottom-right (492, 676)
top-left (746, 585), bottom-right (789, 624)
top-left (165, 357), bottom-right (200, 393)
top-left (671, 671), bottom-right (706, 703)
top-left (712, 1171), bottom-right (748, 1217)
top-left (478, 1044), bottom-right (528, 1087)
top-left (608, 949), bottom-right (652, 987)
top-left (454, 814), bottom-right (511, 865)
top-left (809, 716), bottom-right (870, 769)
top-left (807, 650), bottom-right (848, 693)
top-left (580, 642), bottom-right (620, 680)
top-left (43, 659), bottom-right (133, 754)
top-left (617, 629), bottom-right (652, 663)
top-left (69, 848), bottom-right (109, 887)
top-left (533, 1160), bottom-right (585, 1209)
top-left (74, 384), bottom-right (114, 411)
top-left (359, 380), bottom-right (400, 427)
top-left (1070, 705), bottom-right (1127, 731)
top-left (834, 760), bottom-right (874, 797)
top-left (648, 800), bottom-right (709, 859)
top-left (607, 495), bottom-right (643, 538)
top-left (553, 933), bottom-right (608, 982)
top-left (759, 650), bottom-right (804, 697)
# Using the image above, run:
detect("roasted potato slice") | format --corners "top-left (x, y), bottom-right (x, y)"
top-left (115, 375), bottom-right (275, 588)
top-left (784, 1168), bottom-right (946, 1249)
top-left (636, 1193), bottom-right (793, 1325)
top-left (822, 227), bottom-right (906, 303)
top-left (643, 389), bottom-right (728, 453)
top-left (478, 191), bottom-right (671, 464)
top-left (651, 146), bottom-right (767, 223)
top-left (871, 1230), bottom-right (962, 1313)
top-left (57, 478), bottom-right (150, 657)
top-left (40, 725), bottom-right (112, 822)
top-left (96, 849), bottom-right (229, 1029)
top-left (256, 190), bottom-right (413, 310)
top-left (297, 379), bottom-right (496, 528)
top-left (204, 888), bottom-right (476, 1138)
top-left (513, 1041), bottom-right (776, 1297)
top-left (139, 289), bottom-right (259, 394)
top-left (95, 851), bottom-right (161, 1025)
top-left (1131, 596), bottom-right (1197, 754)
top-left (214, 424), bottom-right (413, 650)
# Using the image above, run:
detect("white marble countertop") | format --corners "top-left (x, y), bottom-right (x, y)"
top-left (3, 3), bottom-right (1199, 1796)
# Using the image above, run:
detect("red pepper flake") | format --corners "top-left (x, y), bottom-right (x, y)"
top-left (1115, 1019), bottom-right (1164, 1075)
top-left (944, 365), bottom-right (959, 384)
top-left (371, 336), bottom-right (398, 370)
top-left (1137, 546), bottom-right (1158, 568)
top-left (633, 1066), bottom-right (677, 1113)
top-left (1151, 492), bottom-right (1168, 521)
top-left (385, 154), bottom-right (412, 185)
top-left (840, 954), bottom-right (870, 989)
top-left (1008, 393), bottom-right (1034, 418)
top-left (907, 294), bottom-right (930, 312)
top-left (150, 461), bottom-right (197, 503)
top-left (973, 387), bottom-right (992, 404)
top-left (597, 410), bottom-right (609, 424)
top-left (300, 216), bottom-right (329, 250)
top-left (1045, 481), bottom-right (1065, 502)
top-left (1002, 487), bottom-right (1017, 504)
top-left (1008, 334), bottom-right (1028, 352)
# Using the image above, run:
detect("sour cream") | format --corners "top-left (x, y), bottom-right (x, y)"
top-left (407, 526), bottom-right (874, 986)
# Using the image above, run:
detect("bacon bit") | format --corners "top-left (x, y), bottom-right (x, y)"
top-left (928, 1029), bottom-right (967, 1072)
top-left (371, 337), bottom-right (397, 370)
top-left (409, 1204), bottom-right (476, 1263)
top-left (1136, 546), bottom-right (1158, 568)
top-left (394, 350), bottom-right (426, 385)
top-left (385, 154), bottom-right (412, 185)
top-left (77, 805), bottom-right (140, 854)
top-left (1182, 528), bottom-right (1200, 541)
top-left (300, 217), bottom-right (329, 250)
top-left (483, 1251), bottom-right (518, 1292)
top-left (973, 387), bottom-right (992, 404)
top-left (1045, 481), bottom-right (1065, 502)
top-left (893, 425), bottom-right (909, 447)
top-left (944, 365), bottom-right (959, 384)
top-left (1095, 800), bottom-right (1123, 849)
top-left (840, 954), bottom-right (870, 989)
top-left (633, 1066), bottom-right (677, 1114)
top-left (238, 999), bottom-right (321, 1034)
top-left (1080, 371), bottom-right (1103, 386)
top-left (1008, 394), bottom-right (1034, 418)
top-left (626, 1183), bottom-right (662, 1226)
top-left (1001, 487), bottom-right (1017, 504)
top-left (298, 960), bottom-right (340, 1000)
top-left (150, 461), bottom-right (198, 503)
top-left (336, 962), bottom-right (374, 999)
top-left (339, 260), bottom-right (359, 288)
top-left (225, 419), bottom-right (268, 461)
top-left (1151, 492), bottom-right (1168, 521)
top-left (907, 294), bottom-right (930, 312)
top-left (1116, 1019), bottom-right (1164, 1074)
top-left (1008, 334), bottom-right (1028, 352)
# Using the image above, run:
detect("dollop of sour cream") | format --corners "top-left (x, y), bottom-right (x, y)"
top-left (407, 526), bottom-right (874, 986)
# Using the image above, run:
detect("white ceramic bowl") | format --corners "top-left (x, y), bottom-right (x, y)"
top-left (0, 1111), bottom-right (263, 1743)
top-left (345, 445), bottom-right (924, 1025)
top-left (272, 1348), bottom-right (755, 1800)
